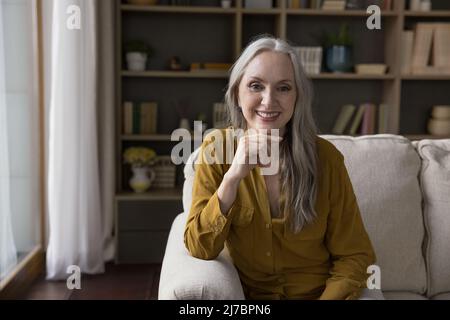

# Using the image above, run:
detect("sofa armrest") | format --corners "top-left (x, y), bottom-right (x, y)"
top-left (158, 213), bottom-right (246, 300)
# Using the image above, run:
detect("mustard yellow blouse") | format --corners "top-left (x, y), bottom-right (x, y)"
top-left (184, 129), bottom-right (376, 300)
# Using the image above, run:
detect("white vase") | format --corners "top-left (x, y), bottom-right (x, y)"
top-left (126, 52), bottom-right (148, 72)
top-left (129, 167), bottom-right (155, 193)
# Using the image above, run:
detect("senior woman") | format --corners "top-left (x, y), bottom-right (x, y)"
top-left (184, 35), bottom-right (376, 300)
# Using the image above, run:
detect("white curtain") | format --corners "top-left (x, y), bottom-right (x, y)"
top-left (0, 0), bottom-right (18, 281)
top-left (46, 0), bottom-right (116, 279)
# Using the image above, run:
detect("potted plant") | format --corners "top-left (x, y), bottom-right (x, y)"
top-left (322, 23), bottom-right (354, 73)
top-left (124, 40), bottom-right (153, 72)
top-left (123, 147), bottom-right (157, 193)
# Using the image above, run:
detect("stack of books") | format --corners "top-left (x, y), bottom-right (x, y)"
top-left (331, 103), bottom-right (390, 135)
top-left (123, 101), bottom-right (158, 135)
top-left (402, 23), bottom-right (450, 75)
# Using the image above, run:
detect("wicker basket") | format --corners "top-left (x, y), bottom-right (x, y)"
top-left (152, 156), bottom-right (176, 188)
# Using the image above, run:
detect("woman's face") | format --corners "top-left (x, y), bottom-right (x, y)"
top-left (237, 51), bottom-right (297, 135)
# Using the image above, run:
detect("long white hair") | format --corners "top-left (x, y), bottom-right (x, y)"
top-left (224, 35), bottom-right (319, 232)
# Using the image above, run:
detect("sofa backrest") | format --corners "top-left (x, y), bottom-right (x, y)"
top-left (182, 134), bottom-right (450, 295)
top-left (322, 135), bottom-right (426, 294)
top-left (413, 139), bottom-right (450, 298)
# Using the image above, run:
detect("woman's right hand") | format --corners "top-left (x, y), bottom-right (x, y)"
top-left (225, 131), bottom-right (283, 182)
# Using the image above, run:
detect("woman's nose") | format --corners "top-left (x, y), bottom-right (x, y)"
top-left (261, 88), bottom-right (277, 108)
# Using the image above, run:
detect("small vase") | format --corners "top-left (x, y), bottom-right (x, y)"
top-left (129, 166), bottom-right (155, 193)
top-left (326, 45), bottom-right (353, 73)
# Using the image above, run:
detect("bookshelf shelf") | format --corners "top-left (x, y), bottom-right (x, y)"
top-left (121, 4), bottom-right (237, 14)
top-left (285, 9), bottom-right (398, 16)
top-left (121, 134), bottom-right (202, 141)
top-left (310, 73), bottom-right (395, 80)
top-left (401, 74), bottom-right (450, 80)
top-left (241, 8), bottom-right (282, 14)
top-left (404, 10), bottom-right (450, 17)
top-left (121, 70), bottom-right (229, 79)
top-left (122, 70), bottom-right (395, 80)
top-left (115, 188), bottom-right (183, 201)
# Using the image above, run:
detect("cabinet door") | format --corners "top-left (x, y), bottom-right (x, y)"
top-left (116, 200), bottom-right (183, 263)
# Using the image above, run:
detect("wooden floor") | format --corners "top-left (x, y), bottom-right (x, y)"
top-left (20, 263), bottom-right (161, 300)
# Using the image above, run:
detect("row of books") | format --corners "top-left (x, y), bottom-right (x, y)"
top-left (332, 103), bottom-right (389, 135)
top-left (123, 102), bottom-right (158, 135)
top-left (123, 101), bottom-right (229, 135)
top-left (289, 0), bottom-right (392, 10)
top-left (402, 23), bottom-right (450, 75)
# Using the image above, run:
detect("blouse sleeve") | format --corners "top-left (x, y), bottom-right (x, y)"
top-left (319, 154), bottom-right (377, 300)
top-left (184, 136), bottom-right (239, 260)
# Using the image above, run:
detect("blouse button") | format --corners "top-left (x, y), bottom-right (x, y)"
top-left (266, 251), bottom-right (272, 257)
top-left (265, 223), bottom-right (271, 229)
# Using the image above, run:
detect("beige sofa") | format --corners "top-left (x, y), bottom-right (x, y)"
top-left (159, 135), bottom-right (450, 300)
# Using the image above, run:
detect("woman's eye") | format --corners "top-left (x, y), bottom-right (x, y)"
top-left (249, 83), bottom-right (262, 91)
top-left (279, 86), bottom-right (291, 92)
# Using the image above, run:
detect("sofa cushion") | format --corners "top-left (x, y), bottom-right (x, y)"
top-left (383, 292), bottom-right (428, 300)
top-left (322, 135), bottom-right (426, 293)
top-left (413, 139), bottom-right (450, 297)
top-left (430, 293), bottom-right (450, 300)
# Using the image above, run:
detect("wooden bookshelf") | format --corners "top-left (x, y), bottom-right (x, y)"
top-left (116, 0), bottom-right (450, 197)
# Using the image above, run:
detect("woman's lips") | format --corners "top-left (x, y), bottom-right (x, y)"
top-left (255, 110), bottom-right (281, 122)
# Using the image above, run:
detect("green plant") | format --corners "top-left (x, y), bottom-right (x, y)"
top-left (322, 23), bottom-right (353, 48)
top-left (196, 112), bottom-right (207, 122)
top-left (124, 40), bottom-right (153, 56)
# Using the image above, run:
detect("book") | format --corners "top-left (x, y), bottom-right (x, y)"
top-left (332, 104), bottom-right (356, 134)
top-left (348, 104), bottom-right (367, 135)
top-left (401, 30), bottom-right (414, 74)
top-left (132, 103), bottom-right (141, 135)
top-left (411, 23), bottom-right (434, 73)
top-left (361, 103), bottom-right (377, 135)
top-left (123, 102), bottom-right (133, 135)
top-left (140, 102), bottom-right (158, 134)
top-left (378, 103), bottom-right (389, 133)
top-left (433, 23), bottom-right (450, 68)
top-left (382, 0), bottom-right (392, 10)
